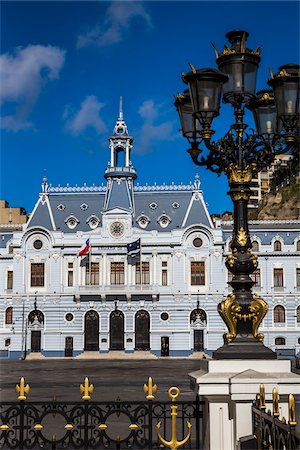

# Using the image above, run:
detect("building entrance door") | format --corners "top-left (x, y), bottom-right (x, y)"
top-left (84, 310), bottom-right (99, 351)
top-left (110, 311), bottom-right (124, 350)
top-left (135, 310), bottom-right (150, 350)
top-left (65, 337), bottom-right (73, 357)
top-left (161, 336), bottom-right (169, 356)
top-left (194, 330), bottom-right (204, 352)
top-left (31, 331), bottom-right (41, 352)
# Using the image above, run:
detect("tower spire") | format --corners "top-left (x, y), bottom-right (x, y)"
top-left (119, 96), bottom-right (123, 120)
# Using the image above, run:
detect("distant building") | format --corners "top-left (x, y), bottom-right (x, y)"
top-left (0, 108), bottom-right (299, 359)
top-left (249, 154), bottom-right (294, 208)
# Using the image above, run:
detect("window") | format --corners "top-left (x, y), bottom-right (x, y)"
top-left (273, 268), bottom-right (283, 287)
top-left (7, 271), bottom-right (13, 290)
top-left (297, 240), bottom-right (300, 251)
top-left (136, 262), bottom-right (150, 285)
top-left (275, 337), bottom-right (286, 345)
top-left (86, 262), bottom-right (100, 285)
top-left (162, 261), bottom-right (168, 286)
top-left (33, 239), bottom-right (43, 250)
top-left (111, 262), bottom-right (124, 285)
top-left (65, 313), bottom-right (74, 322)
top-left (274, 305), bottom-right (285, 323)
top-left (5, 339), bottom-right (11, 347)
top-left (251, 269), bottom-right (261, 287)
top-left (191, 262), bottom-right (205, 286)
top-left (274, 240), bottom-right (282, 251)
top-left (31, 263), bottom-right (45, 287)
top-left (297, 306), bottom-right (300, 323)
top-left (68, 262), bottom-right (74, 287)
top-left (193, 238), bottom-right (203, 248)
top-left (5, 307), bottom-right (13, 325)
top-left (160, 312), bottom-right (169, 321)
top-left (297, 268), bottom-right (300, 287)
top-left (157, 214), bottom-right (171, 228)
top-left (252, 241), bottom-right (259, 252)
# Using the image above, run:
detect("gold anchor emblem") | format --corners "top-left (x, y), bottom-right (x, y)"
top-left (15, 377), bottom-right (30, 401)
top-left (157, 387), bottom-right (192, 450)
top-left (143, 377), bottom-right (157, 400)
top-left (79, 377), bottom-right (94, 401)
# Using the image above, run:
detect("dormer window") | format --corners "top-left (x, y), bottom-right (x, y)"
top-left (158, 214), bottom-right (171, 228)
top-left (80, 203), bottom-right (88, 211)
top-left (149, 202), bottom-right (158, 210)
top-left (65, 215), bottom-right (79, 229)
top-left (172, 202), bottom-right (180, 209)
top-left (87, 215), bottom-right (100, 229)
top-left (136, 214), bottom-right (150, 229)
top-left (57, 204), bottom-right (65, 211)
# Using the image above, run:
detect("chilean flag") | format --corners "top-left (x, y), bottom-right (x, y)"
top-left (77, 239), bottom-right (90, 257)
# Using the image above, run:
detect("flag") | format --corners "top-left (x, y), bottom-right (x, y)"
top-left (127, 238), bottom-right (140, 257)
top-left (77, 239), bottom-right (90, 257)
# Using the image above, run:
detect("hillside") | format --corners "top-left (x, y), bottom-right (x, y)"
top-left (248, 184), bottom-right (300, 220)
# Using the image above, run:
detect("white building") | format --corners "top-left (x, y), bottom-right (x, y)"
top-left (1, 109), bottom-right (299, 359)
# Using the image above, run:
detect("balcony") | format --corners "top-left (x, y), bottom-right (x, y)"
top-left (78, 284), bottom-right (159, 295)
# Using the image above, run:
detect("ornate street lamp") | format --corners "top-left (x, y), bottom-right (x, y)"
top-left (176, 30), bottom-right (299, 359)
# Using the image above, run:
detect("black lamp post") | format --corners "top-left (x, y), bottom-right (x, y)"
top-left (176, 30), bottom-right (299, 359)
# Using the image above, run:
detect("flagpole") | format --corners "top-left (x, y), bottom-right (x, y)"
top-left (140, 238), bottom-right (142, 292)
top-left (89, 238), bottom-right (92, 286)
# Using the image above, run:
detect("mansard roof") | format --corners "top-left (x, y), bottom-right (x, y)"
top-left (25, 181), bottom-right (212, 233)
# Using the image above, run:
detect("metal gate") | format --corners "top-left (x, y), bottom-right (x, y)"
top-left (110, 310), bottom-right (124, 350)
top-left (135, 310), bottom-right (150, 350)
top-left (84, 310), bottom-right (99, 351)
top-left (0, 377), bottom-right (204, 449)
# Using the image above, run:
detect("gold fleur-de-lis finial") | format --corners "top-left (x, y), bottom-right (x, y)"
top-left (143, 377), bottom-right (157, 401)
top-left (272, 387), bottom-right (280, 417)
top-left (15, 377), bottom-right (30, 401)
top-left (288, 394), bottom-right (297, 426)
top-left (157, 387), bottom-right (192, 450)
top-left (259, 384), bottom-right (266, 410)
top-left (79, 377), bottom-right (94, 401)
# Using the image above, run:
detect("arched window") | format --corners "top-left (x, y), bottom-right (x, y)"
top-left (274, 240), bottom-right (282, 251)
top-left (297, 240), bottom-right (300, 251)
top-left (28, 310), bottom-right (44, 325)
top-left (274, 305), bottom-right (285, 323)
top-left (190, 309), bottom-right (207, 325)
top-left (297, 305), bottom-right (300, 323)
top-left (252, 241), bottom-right (259, 252)
top-left (5, 307), bottom-right (13, 325)
top-left (275, 337), bottom-right (286, 346)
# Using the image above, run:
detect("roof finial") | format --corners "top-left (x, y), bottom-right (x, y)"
top-left (119, 96), bottom-right (123, 120)
top-left (42, 170), bottom-right (48, 193)
top-left (194, 172), bottom-right (201, 190)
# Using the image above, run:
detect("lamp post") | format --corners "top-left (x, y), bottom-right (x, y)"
top-left (175, 30), bottom-right (299, 359)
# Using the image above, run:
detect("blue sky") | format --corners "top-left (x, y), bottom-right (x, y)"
top-left (1, 1), bottom-right (299, 215)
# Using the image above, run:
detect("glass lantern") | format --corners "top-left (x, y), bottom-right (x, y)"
top-left (174, 89), bottom-right (202, 141)
top-left (216, 30), bottom-right (261, 103)
top-left (268, 64), bottom-right (300, 130)
top-left (182, 68), bottom-right (228, 129)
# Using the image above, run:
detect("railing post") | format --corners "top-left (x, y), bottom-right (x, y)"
top-left (15, 377), bottom-right (30, 450)
top-left (148, 398), bottom-right (153, 450)
top-left (143, 377), bottom-right (157, 450)
top-left (195, 394), bottom-right (201, 450)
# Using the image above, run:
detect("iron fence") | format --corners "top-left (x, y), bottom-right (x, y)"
top-left (0, 378), bottom-right (204, 450)
top-left (252, 384), bottom-right (300, 450)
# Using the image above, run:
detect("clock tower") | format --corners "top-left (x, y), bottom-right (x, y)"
top-left (103, 97), bottom-right (137, 214)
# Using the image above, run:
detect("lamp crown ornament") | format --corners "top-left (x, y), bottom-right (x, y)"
top-left (176, 30), bottom-right (299, 360)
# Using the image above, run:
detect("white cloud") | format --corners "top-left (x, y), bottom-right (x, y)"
top-left (64, 95), bottom-right (107, 136)
top-left (77, 1), bottom-right (151, 48)
top-left (0, 45), bottom-right (65, 131)
top-left (137, 100), bottom-right (176, 154)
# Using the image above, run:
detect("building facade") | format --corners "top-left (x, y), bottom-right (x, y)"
top-left (1, 110), bottom-right (299, 359)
